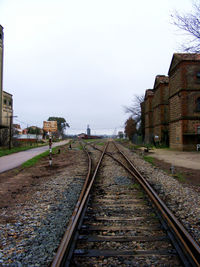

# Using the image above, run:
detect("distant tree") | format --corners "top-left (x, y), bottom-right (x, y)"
top-left (171, 1), bottom-right (200, 52)
top-left (118, 131), bottom-right (124, 139)
top-left (124, 94), bottom-right (144, 138)
top-left (27, 126), bottom-right (41, 135)
top-left (124, 117), bottom-right (137, 141)
top-left (47, 117), bottom-right (70, 137)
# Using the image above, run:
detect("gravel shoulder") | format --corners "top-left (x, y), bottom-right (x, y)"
top-left (119, 143), bottom-right (200, 246)
top-left (0, 143), bottom-right (88, 266)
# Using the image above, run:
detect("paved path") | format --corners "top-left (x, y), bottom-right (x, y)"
top-left (0, 140), bottom-right (70, 173)
top-left (150, 148), bottom-right (200, 170)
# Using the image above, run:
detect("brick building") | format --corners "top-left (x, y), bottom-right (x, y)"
top-left (168, 53), bottom-right (200, 150)
top-left (152, 75), bottom-right (169, 145)
top-left (144, 89), bottom-right (154, 143)
top-left (143, 53), bottom-right (200, 150)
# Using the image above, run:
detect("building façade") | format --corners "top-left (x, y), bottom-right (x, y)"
top-left (143, 53), bottom-right (200, 151)
top-left (0, 25), bottom-right (13, 144)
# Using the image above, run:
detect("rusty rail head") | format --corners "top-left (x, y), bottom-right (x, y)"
top-left (51, 142), bottom-right (108, 267)
top-left (51, 142), bottom-right (91, 266)
top-left (112, 141), bottom-right (200, 266)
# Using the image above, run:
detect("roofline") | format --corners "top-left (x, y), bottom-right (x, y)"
top-left (153, 75), bottom-right (169, 89)
top-left (168, 53), bottom-right (200, 75)
top-left (3, 91), bottom-right (13, 96)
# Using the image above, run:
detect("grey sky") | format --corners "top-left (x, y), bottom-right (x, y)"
top-left (0, 0), bottom-right (192, 135)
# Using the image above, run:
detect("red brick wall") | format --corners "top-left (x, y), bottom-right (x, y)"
top-left (169, 67), bottom-right (182, 97)
top-left (151, 80), bottom-right (169, 144)
top-left (169, 95), bottom-right (182, 121)
top-left (169, 121), bottom-right (183, 149)
top-left (144, 93), bottom-right (154, 143)
top-left (169, 61), bottom-right (200, 150)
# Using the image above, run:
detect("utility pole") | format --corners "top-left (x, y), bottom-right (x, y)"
top-left (9, 115), bottom-right (17, 150)
top-left (49, 131), bottom-right (52, 166)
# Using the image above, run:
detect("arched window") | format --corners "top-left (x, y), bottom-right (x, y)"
top-left (196, 97), bottom-right (200, 112)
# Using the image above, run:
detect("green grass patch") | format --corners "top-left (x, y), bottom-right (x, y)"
top-left (95, 142), bottom-right (105, 146)
top-left (21, 147), bottom-right (58, 168)
top-left (127, 183), bottom-right (141, 190)
top-left (143, 156), bottom-right (154, 165)
top-left (149, 212), bottom-right (157, 218)
top-left (0, 143), bottom-right (46, 157)
top-left (172, 173), bottom-right (186, 182)
top-left (77, 144), bottom-right (84, 150)
top-left (137, 191), bottom-right (144, 198)
top-left (84, 139), bottom-right (103, 143)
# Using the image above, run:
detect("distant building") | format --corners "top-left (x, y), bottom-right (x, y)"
top-left (0, 25), bottom-right (13, 144)
top-left (2, 91), bottom-right (13, 127)
top-left (13, 124), bottom-right (22, 135)
top-left (25, 126), bottom-right (43, 134)
top-left (14, 134), bottom-right (43, 142)
top-left (78, 133), bottom-right (102, 139)
top-left (87, 125), bottom-right (91, 136)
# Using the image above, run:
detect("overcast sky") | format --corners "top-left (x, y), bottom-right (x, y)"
top-left (0, 0), bottom-right (192, 135)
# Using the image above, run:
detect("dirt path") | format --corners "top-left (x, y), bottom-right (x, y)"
top-left (0, 142), bottom-right (83, 221)
top-left (149, 148), bottom-right (200, 170)
top-left (145, 148), bottom-right (200, 193)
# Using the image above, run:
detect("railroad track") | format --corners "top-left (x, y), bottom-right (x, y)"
top-left (51, 141), bottom-right (200, 266)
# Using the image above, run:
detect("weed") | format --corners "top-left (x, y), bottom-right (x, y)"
top-left (172, 173), bottom-right (186, 182)
top-left (143, 156), bottom-right (154, 165)
top-left (128, 183), bottom-right (141, 190)
top-left (77, 145), bottom-right (83, 150)
top-left (137, 191), bottom-right (144, 198)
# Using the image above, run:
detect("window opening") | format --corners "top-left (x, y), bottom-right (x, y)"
top-left (197, 97), bottom-right (200, 112)
top-left (197, 72), bottom-right (200, 79)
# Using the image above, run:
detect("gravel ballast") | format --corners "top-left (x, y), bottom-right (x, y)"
top-left (118, 143), bottom-right (200, 246)
top-left (0, 149), bottom-right (87, 266)
top-left (1, 141), bottom-right (199, 265)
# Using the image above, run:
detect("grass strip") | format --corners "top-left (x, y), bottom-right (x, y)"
top-left (0, 144), bottom-right (47, 157)
top-left (21, 147), bottom-right (58, 168)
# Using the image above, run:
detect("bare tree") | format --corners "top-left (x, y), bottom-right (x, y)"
top-left (171, 1), bottom-right (200, 52)
top-left (124, 94), bottom-right (145, 141)
top-left (124, 94), bottom-right (144, 125)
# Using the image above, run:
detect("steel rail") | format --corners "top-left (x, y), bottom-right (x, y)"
top-left (51, 142), bottom-right (92, 266)
top-left (87, 142), bottom-right (200, 266)
top-left (112, 141), bottom-right (200, 266)
top-left (51, 142), bottom-right (108, 267)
